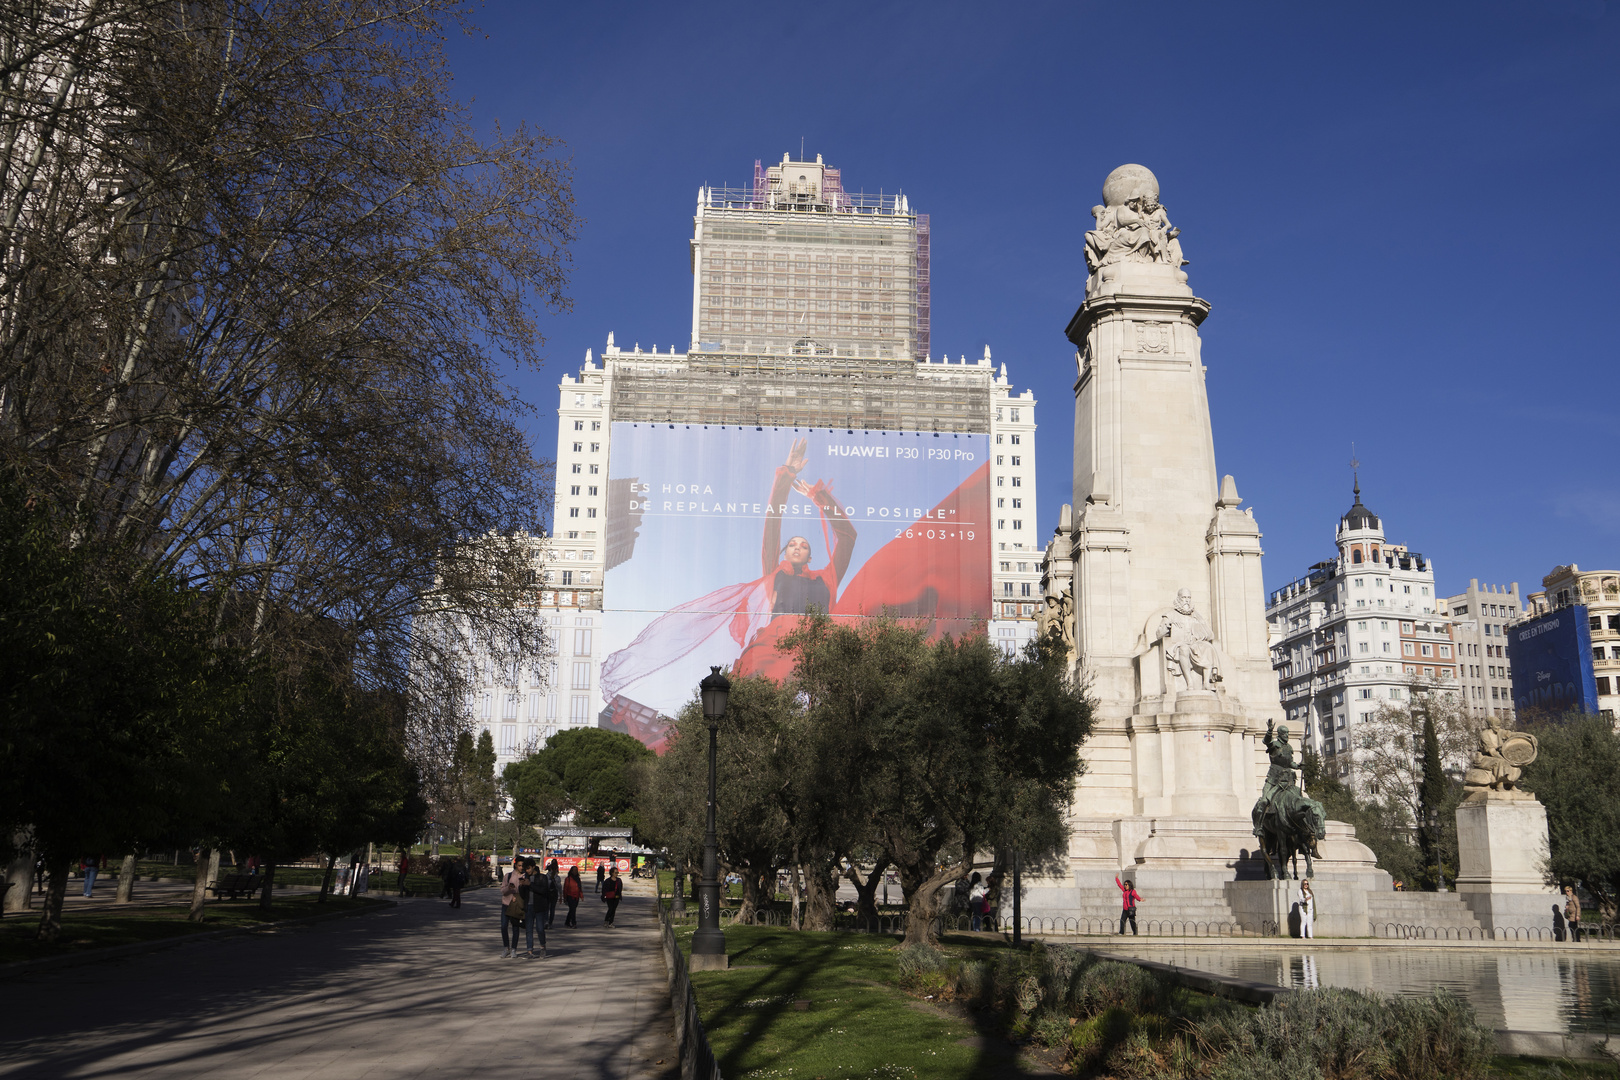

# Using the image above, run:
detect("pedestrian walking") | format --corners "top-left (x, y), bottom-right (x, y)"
top-left (602, 866), bottom-right (623, 926)
top-left (563, 866), bottom-right (583, 927)
top-left (595, 861), bottom-right (605, 895)
top-left (499, 864), bottom-right (528, 958)
top-left (397, 851), bottom-right (410, 896)
top-left (1565, 885), bottom-right (1583, 943)
top-left (1296, 880), bottom-right (1315, 939)
top-left (1115, 875), bottom-right (1140, 936)
top-left (968, 872), bottom-right (988, 932)
top-left (1554, 903), bottom-right (1567, 942)
top-left (523, 860), bottom-right (549, 957)
top-left (545, 859), bottom-right (561, 929)
top-left (81, 855), bottom-right (100, 897)
top-left (448, 858), bottom-right (466, 908)
top-left (34, 855), bottom-right (46, 894)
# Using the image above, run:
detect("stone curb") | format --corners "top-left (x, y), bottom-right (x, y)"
top-left (1035, 934), bottom-right (1620, 951)
top-left (0, 897), bottom-right (397, 981)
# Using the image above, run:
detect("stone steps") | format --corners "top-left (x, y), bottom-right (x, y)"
top-left (1366, 891), bottom-right (1484, 932)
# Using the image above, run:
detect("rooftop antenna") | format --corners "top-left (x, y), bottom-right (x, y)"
top-left (800, 136), bottom-right (804, 160)
top-left (1349, 443), bottom-right (1361, 498)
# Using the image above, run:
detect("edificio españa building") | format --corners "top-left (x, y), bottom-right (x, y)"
top-left (470, 154), bottom-right (1042, 767)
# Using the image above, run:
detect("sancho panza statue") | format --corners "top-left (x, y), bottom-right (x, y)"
top-left (1252, 721), bottom-right (1328, 876)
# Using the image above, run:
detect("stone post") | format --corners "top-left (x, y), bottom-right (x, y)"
top-left (1455, 793), bottom-right (1560, 934)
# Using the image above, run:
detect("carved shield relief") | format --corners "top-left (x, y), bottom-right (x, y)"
top-left (1134, 322), bottom-right (1170, 354)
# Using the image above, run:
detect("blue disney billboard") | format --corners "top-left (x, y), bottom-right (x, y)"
top-left (1507, 605), bottom-right (1599, 715)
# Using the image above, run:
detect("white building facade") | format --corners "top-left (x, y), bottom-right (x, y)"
top-left (1440, 579), bottom-right (1523, 721)
top-left (1265, 484), bottom-right (1458, 780)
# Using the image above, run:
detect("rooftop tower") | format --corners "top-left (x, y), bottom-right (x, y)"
top-left (690, 153), bottom-right (929, 362)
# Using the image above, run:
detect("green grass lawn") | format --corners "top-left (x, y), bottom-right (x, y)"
top-left (677, 925), bottom-right (1029, 1079)
top-left (0, 894), bottom-right (388, 965)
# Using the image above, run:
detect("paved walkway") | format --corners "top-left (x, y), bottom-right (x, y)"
top-left (0, 891), bottom-right (677, 1079)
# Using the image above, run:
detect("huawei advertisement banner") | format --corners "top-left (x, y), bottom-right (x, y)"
top-left (1508, 605), bottom-right (1599, 715)
top-left (600, 424), bottom-right (991, 738)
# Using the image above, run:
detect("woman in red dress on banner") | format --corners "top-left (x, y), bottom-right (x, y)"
top-left (734, 437), bottom-right (856, 678)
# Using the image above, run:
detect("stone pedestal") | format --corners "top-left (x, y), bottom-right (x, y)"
top-left (688, 953), bottom-right (730, 972)
top-left (1455, 793), bottom-right (1560, 933)
top-left (1226, 880), bottom-right (1290, 936)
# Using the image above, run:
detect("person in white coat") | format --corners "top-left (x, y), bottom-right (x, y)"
top-left (1296, 879), bottom-right (1315, 939)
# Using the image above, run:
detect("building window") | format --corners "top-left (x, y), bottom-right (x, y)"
top-left (592, 421), bottom-right (601, 431)
top-left (587, 508), bottom-right (598, 518)
top-left (1600, 677), bottom-right (1612, 695)
top-left (996, 476), bottom-right (1004, 487)
top-left (1421, 644), bottom-right (1433, 657)
top-left (1011, 476), bottom-right (1021, 487)
top-left (546, 694), bottom-right (558, 720)
top-left (528, 693), bottom-right (540, 719)
top-left (561, 570), bottom-right (573, 585)
top-left (572, 662), bottom-right (590, 690)
top-left (1011, 498), bottom-right (1021, 509)
top-left (1021, 582), bottom-right (1032, 597)
top-left (500, 725), bottom-right (517, 752)
top-left (573, 420), bottom-right (584, 431)
top-left (1010, 434), bottom-right (1021, 445)
top-left (1012, 519), bottom-right (1022, 530)
top-left (1011, 455), bottom-right (1021, 466)
top-left (570, 485), bottom-right (580, 495)
top-left (480, 693), bottom-right (492, 719)
top-left (575, 628), bottom-right (592, 655)
top-left (1402, 642), bottom-right (1415, 656)
top-left (570, 696), bottom-right (589, 723)
top-left (1352, 550), bottom-right (1363, 564)
top-left (997, 498), bottom-right (1004, 508)
top-left (997, 519), bottom-right (1006, 529)
top-left (589, 442), bottom-right (600, 452)
top-left (568, 507), bottom-right (579, 518)
top-left (503, 694), bottom-right (519, 720)
top-left (1002, 582), bottom-right (1014, 596)
top-left (572, 441), bottom-right (582, 452)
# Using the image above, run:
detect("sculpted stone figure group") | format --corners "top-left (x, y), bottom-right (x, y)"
top-left (1084, 163), bottom-right (1189, 275)
top-left (1463, 716), bottom-right (1539, 800)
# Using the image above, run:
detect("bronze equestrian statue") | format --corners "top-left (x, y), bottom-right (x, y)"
top-left (1252, 720), bottom-right (1328, 880)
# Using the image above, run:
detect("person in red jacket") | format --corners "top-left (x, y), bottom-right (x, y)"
top-left (602, 866), bottom-right (624, 927)
top-left (1116, 875), bottom-right (1141, 936)
top-left (562, 866), bottom-right (583, 928)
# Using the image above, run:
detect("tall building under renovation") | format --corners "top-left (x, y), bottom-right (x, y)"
top-left (461, 154), bottom-right (1042, 762)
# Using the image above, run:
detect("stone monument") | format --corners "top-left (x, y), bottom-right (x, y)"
top-left (1455, 719), bottom-right (1559, 932)
top-left (1027, 165), bottom-right (1387, 932)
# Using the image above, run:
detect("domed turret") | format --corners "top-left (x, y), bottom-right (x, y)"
top-left (1340, 479), bottom-right (1380, 533)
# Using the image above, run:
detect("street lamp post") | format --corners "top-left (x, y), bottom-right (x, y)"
top-left (691, 666), bottom-right (730, 970)
top-left (466, 799), bottom-right (477, 879)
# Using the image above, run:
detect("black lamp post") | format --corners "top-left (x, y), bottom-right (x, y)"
top-left (465, 799), bottom-right (476, 868)
top-left (692, 666), bottom-right (730, 966)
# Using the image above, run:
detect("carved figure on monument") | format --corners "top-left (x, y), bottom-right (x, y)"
top-left (1463, 717), bottom-right (1539, 800)
top-left (1155, 589), bottom-right (1223, 692)
top-left (1083, 164), bottom-right (1188, 275)
top-left (1252, 721), bottom-right (1328, 878)
top-left (1038, 584), bottom-right (1076, 658)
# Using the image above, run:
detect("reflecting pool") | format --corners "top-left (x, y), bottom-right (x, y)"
top-left (1096, 945), bottom-right (1620, 1034)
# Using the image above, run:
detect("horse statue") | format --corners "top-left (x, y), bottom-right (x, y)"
top-left (1251, 721), bottom-right (1328, 881)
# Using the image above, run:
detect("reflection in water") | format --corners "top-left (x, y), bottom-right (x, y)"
top-left (1100, 946), bottom-right (1620, 1034)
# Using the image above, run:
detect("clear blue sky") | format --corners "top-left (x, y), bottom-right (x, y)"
top-left (443, 1), bottom-right (1619, 599)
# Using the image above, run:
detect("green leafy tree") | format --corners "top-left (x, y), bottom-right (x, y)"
top-left (519, 728), bottom-right (653, 828)
top-left (1521, 712), bottom-right (1620, 920)
top-left (0, 479), bottom-right (243, 939)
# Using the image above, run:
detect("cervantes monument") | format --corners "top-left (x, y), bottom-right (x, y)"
top-left (1031, 165), bottom-right (1387, 932)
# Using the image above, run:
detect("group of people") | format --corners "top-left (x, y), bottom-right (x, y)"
top-left (1113, 875), bottom-right (1320, 938)
top-left (495, 859), bottom-right (624, 958)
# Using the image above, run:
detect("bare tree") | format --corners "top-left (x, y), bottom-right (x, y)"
top-left (1354, 682), bottom-right (1479, 826)
top-left (1, 2), bottom-right (573, 779)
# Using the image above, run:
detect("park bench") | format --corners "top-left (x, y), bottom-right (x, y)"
top-left (208, 873), bottom-right (264, 900)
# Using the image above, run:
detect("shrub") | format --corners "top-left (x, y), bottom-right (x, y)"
top-left (895, 942), bottom-right (949, 994)
top-left (1069, 958), bottom-right (1170, 1018)
top-left (952, 959), bottom-right (993, 1008)
top-left (1194, 987), bottom-right (1494, 1080)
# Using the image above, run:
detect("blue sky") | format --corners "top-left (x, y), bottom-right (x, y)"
top-left (443, 1), bottom-right (1620, 599)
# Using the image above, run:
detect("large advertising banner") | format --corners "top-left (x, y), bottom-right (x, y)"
top-left (599, 424), bottom-right (990, 739)
top-left (1508, 605), bottom-right (1599, 715)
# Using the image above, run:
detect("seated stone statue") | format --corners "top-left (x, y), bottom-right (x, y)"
top-left (1155, 588), bottom-right (1223, 692)
top-left (1463, 716), bottom-right (1538, 798)
top-left (1252, 720), bottom-right (1327, 858)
